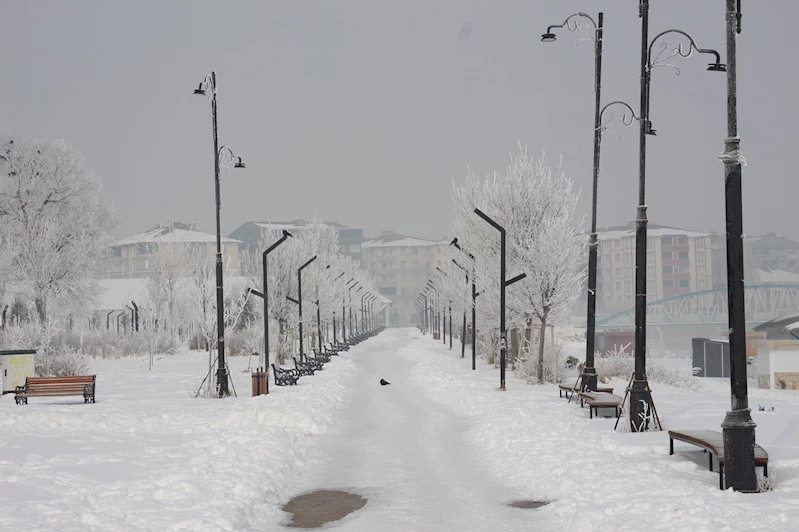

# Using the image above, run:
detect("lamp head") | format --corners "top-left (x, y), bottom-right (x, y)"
top-left (193, 83), bottom-right (206, 96)
top-left (449, 237), bottom-right (458, 246)
top-left (282, 230), bottom-right (292, 238)
top-left (541, 32), bottom-right (557, 43)
top-left (707, 62), bottom-right (727, 72)
top-left (234, 157), bottom-right (246, 169)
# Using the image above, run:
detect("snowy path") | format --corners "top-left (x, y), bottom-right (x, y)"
top-left (263, 329), bottom-right (535, 531)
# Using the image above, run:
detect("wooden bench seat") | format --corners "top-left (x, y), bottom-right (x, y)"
top-left (577, 392), bottom-right (622, 419)
top-left (271, 364), bottom-right (299, 386)
top-left (15, 375), bottom-right (96, 405)
top-left (668, 429), bottom-right (769, 490)
top-left (559, 384), bottom-right (613, 400)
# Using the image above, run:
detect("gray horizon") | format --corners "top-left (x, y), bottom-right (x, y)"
top-left (1, 0), bottom-right (795, 241)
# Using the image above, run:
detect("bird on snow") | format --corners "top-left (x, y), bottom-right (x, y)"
top-left (380, 379), bottom-right (390, 386)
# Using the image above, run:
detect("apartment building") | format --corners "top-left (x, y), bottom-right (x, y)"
top-left (596, 223), bottom-right (713, 315)
top-left (105, 222), bottom-right (241, 278)
top-left (228, 220), bottom-right (364, 263)
top-left (361, 231), bottom-right (443, 325)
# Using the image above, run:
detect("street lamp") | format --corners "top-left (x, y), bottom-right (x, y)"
top-left (263, 230), bottom-right (292, 380)
top-left (347, 281), bottom-right (359, 337)
top-left (297, 255), bottom-right (317, 356)
top-left (630, 1), bottom-right (725, 429)
top-left (720, 0), bottom-right (756, 492)
top-left (542, 11), bottom-right (603, 392)
top-left (194, 71), bottom-right (246, 397)
top-left (474, 209), bottom-right (527, 390)
top-left (436, 266), bottom-right (454, 350)
top-left (451, 259), bottom-right (469, 359)
top-left (451, 238), bottom-right (477, 370)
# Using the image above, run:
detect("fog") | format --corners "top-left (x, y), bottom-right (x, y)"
top-left (1, 0), bottom-right (795, 240)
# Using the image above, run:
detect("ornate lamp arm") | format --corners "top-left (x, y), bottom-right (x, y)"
top-left (598, 101), bottom-right (640, 141)
top-left (542, 12), bottom-right (598, 43)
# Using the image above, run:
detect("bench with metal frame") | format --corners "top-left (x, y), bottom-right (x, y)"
top-left (271, 364), bottom-right (299, 386)
top-left (15, 375), bottom-right (96, 405)
top-left (578, 391), bottom-right (622, 419)
top-left (668, 429), bottom-right (769, 490)
top-left (293, 357), bottom-right (316, 377)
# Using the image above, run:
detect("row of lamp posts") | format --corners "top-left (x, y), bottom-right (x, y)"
top-left (541, 0), bottom-right (755, 491)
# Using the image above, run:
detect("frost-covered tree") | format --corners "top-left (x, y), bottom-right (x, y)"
top-left (452, 145), bottom-right (585, 382)
top-left (144, 237), bottom-right (193, 350)
top-left (0, 136), bottom-right (117, 324)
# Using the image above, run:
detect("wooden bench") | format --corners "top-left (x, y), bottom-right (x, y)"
top-left (668, 429), bottom-right (769, 490)
top-left (271, 364), bottom-right (299, 386)
top-left (578, 392), bottom-right (622, 419)
top-left (15, 375), bottom-right (96, 405)
top-left (559, 384), bottom-right (613, 401)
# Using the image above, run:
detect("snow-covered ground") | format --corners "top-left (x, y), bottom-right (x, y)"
top-left (403, 332), bottom-right (799, 531)
top-left (0, 344), bottom-right (363, 531)
top-left (3, 329), bottom-right (798, 531)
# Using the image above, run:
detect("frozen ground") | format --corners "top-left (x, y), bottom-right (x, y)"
top-left (2, 328), bottom-right (799, 531)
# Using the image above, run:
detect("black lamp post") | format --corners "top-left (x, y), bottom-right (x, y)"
top-left (193, 71), bottom-right (246, 397)
top-left (474, 209), bottom-right (527, 391)
top-left (451, 238), bottom-right (477, 370)
top-left (263, 229), bottom-right (291, 380)
top-left (354, 286), bottom-right (363, 334)
top-left (297, 255), bottom-right (317, 356)
top-left (720, 0), bottom-right (756, 492)
top-left (630, 1), bottom-right (726, 429)
top-left (435, 266), bottom-right (454, 350)
top-left (451, 259), bottom-right (468, 359)
top-left (348, 281), bottom-right (359, 337)
top-left (542, 11), bottom-right (603, 392)
top-left (343, 277), bottom-right (355, 342)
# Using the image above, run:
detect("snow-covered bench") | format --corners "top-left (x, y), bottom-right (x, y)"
top-left (271, 364), bottom-right (299, 386)
top-left (15, 375), bottom-right (96, 405)
top-left (577, 391), bottom-right (622, 419)
top-left (301, 353), bottom-right (325, 371)
top-left (668, 429), bottom-right (769, 490)
top-left (293, 357), bottom-right (316, 377)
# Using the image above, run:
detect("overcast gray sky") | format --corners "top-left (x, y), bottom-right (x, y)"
top-left (1, 0), bottom-right (796, 241)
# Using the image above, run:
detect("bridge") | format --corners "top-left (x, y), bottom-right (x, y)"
top-left (595, 284), bottom-right (799, 329)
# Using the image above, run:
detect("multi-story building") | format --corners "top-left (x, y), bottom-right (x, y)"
top-left (596, 223), bottom-right (713, 315)
top-left (228, 220), bottom-right (364, 263)
top-left (361, 231), bottom-right (443, 325)
top-left (105, 222), bottom-right (241, 278)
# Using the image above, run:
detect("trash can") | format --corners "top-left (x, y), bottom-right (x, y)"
top-left (251, 369), bottom-right (267, 396)
top-left (0, 349), bottom-right (36, 394)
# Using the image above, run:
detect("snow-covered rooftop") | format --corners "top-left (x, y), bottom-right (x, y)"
top-left (756, 268), bottom-right (799, 284)
top-left (597, 223), bottom-right (711, 241)
top-left (114, 227), bottom-right (240, 246)
top-left (362, 232), bottom-right (441, 248)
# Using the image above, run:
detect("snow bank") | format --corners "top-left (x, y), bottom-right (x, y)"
top-left (0, 346), bottom-right (363, 532)
top-left (402, 333), bottom-right (799, 532)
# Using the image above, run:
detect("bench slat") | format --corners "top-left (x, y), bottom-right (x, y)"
top-left (669, 430), bottom-right (768, 462)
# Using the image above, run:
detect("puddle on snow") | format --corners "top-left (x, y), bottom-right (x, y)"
top-left (508, 500), bottom-right (550, 509)
top-left (283, 489), bottom-right (367, 528)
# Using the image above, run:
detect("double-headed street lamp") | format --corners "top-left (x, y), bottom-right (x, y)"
top-left (629, 1), bottom-right (725, 429)
top-left (720, 0), bottom-right (756, 493)
top-left (194, 71), bottom-right (246, 397)
top-left (263, 230), bottom-right (292, 378)
top-left (543, 13), bottom-right (644, 393)
top-left (451, 238), bottom-right (477, 370)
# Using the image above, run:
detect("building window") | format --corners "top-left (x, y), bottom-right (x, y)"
top-left (401, 288), bottom-right (407, 295)
top-left (624, 239), bottom-right (630, 250)
top-left (624, 254), bottom-right (630, 266)
top-left (400, 248), bottom-right (406, 256)
top-left (647, 266), bottom-right (655, 277)
top-left (697, 251), bottom-right (705, 264)
top-left (662, 251), bottom-right (673, 260)
top-left (425, 261), bottom-right (431, 268)
top-left (615, 281), bottom-right (621, 290)
top-left (677, 265), bottom-right (689, 274)
top-left (412, 248), bottom-right (419, 255)
top-left (662, 265), bottom-right (673, 274)
top-left (614, 253), bottom-right (621, 261)
top-left (698, 266), bottom-right (706, 277)
top-left (615, 267), bottom-right (621, 276)
top-left (661, 236), bottom-right (673, 245)
top-left (698, 279), bottom-right (706, 290)
top-left (626, 281), bottom-right (632, 294)
top-left (111, 246), bottom-right (122, 258)
top-left (647, 238), bottom-right (653, 250)
top-left (677, 236), bottom-right (688, 246)
top-left (647, 252), bottom-right (654, 265)
top-left (647, 281), bottom-right (655, 293)
top-left (679, 279), bottom-right (690, 288)
top-left (413, 261), bottom-right (418, 269)
top-left (678, 251), bottom-right (689, 260)
top-left (400, 261), bottom-right (406, 269)
top-left (663, 279), bottom-right (674, 289)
